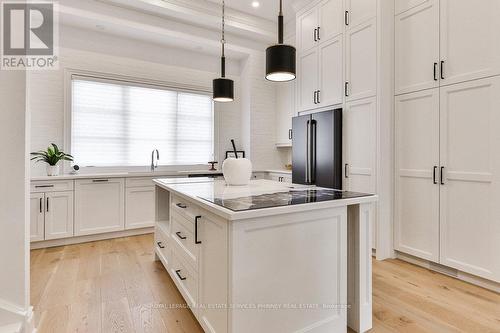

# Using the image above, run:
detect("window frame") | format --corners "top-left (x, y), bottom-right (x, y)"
top-left (64, 69), bottom-right (219, 173)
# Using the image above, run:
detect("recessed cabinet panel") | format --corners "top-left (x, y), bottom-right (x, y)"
top-left (319, 0), bottom-right (343, 42)
top-left (346, 18), bottom-right (376, 102)
top-left (395, 89), bottom-right (440, 262)
top-left (126, 186), bottom-right (155, 230)
top-left (75, 178), bottom-right (125, 236)
top-left (30, 193), bottom-right (45, 242)
top-left (395, 0), bottom-right (439, 95)
top-left (439, 77), bottom-right (500, 282)
top-left (395, 0), bottom-right (429, 15)
top-left (319, 36), bottom-right (343, 107)
top-left (45, 191), bottom-right (74, 240)
top-left (298, 7), bottom-right (318, 53)
top-left (298, 49), bottom-right (319, 112)
top-left (439, 0), bottom-right (500, 86)
top-left (345, 0), bottom-right (376, 28)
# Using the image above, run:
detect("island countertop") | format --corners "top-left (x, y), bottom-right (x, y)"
top-left (153, 178), bottom-right (377, 221)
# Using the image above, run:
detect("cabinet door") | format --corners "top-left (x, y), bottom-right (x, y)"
top-left (75, 178), bottom-right (125, 236)
top-left (439, 77), bottom-right (500, 282)
top-left (344, 97), bottom-right (376, 194)
top-left (126, 186), bottom-right (155, 230)
top-left (345, 17), bottom-right (376, 102)
top-left (30, 193), bottom-right (45, 242)
top-left (45, 191), bottom-right (74, 240)
top-left (297, 7), bottom-right (318, 53)
top-left (198, 213), bottom-right (228, 333)
top-left (395, 89), bottom-right (440, 262)
top-left (318, 0), bottom-right (343, 42)
top-left (297, 49), bottom-right (319, 112)
top-left (345, 0), bottom-right (376, 28)
top-left (440, 0), bottom-right (500, 86)
top-left (395, 0), bottom-right (439, 95)
top-left (319, 35), bottom-right (343, 107)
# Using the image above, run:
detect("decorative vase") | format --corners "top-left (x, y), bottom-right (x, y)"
top-left (46, 165), bottom-right (60, 176)
top-left (222, 158), bottom-right (252, 186)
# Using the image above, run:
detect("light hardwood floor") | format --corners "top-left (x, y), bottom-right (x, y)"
top-left (31, 234), bottom-right (500, 333)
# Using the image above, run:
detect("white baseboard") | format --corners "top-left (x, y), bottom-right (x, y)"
top-left (396, 251), bottom-right (500, 293)
top-left (30, 227), bottom-right (154, 249)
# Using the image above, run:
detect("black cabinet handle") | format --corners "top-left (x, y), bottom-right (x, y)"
top-left (92, 179), bottom-right (109, 183)
top-left (313, 90), bottom-right (318, 104)
top-left (195, 216), bottom-right (202, 244)
top-left (317, 26), bottom-right (321, 40)
top-left (157, 241), bottom-right (165, 249)
top-left (314, 28), bottom-right (317, 42)
top-left (345, 164), bottom-right (349, 179)
top-left (345, 11), bottom-right (349, 26)
top-left (46, 197), bottom-right (49, 212)
top-left (176, 203), bottom-right (187, 209)
top-left (433, 166), bottom-right (438, 184)
top-left (39, 198), bottom-right (43, 213)
top-left (175, 232), bottom-right (187, 240)
top-left (345, 82), bottom-right (349, 97)
top-left (440, 167), bottom-right (445, 185)
top-left (433, 62), bottom-right (438, 81)
top-left (35, 184), bottom-right (54, 188)
top-left (440, 61), bottom-right (445, 80)
top-left (317, 90), bottom-right (321, 104)
top-left (175, 270), bottom-right (187, 281)
top-left (288, 129), bottom-right (293, 140)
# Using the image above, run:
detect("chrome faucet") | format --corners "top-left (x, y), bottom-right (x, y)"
top-left (151, 149), bottom-right (159, 171)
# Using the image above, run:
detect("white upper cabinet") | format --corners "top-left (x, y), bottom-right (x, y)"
top-left (439, 0), bottom-right (500, 86)
top-left (45, 191), bottom-right (74, 240)
top-left (395, 0), bottom-right (440, 95)
top-left (30, 193), bottom-right (45, 242)
top-left (344, 0), bottom-right (377, 28)
top-left (298, 7), bottom-right (318, 53)
top-left (395, 0), bottom-right (429, 15)
top-left (319, 0), bottom-right (343, 42)
top-left (439, 77), bottom-right (500, 282)
top-left (319, 36), bottom-right (343, 107)
top-left (394, 89), bottom-right (440, 262)
top-left (75, 178), bottom-right (125, 236)
top-left (345, 17), bottom-right (377, 101)
top-left (297, 49), bottom-right (319, 112)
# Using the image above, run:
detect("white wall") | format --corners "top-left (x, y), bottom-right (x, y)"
top-left (0, 70), bottom-right (30, 326)
top-left (29, 25), bottom-right (245, 176)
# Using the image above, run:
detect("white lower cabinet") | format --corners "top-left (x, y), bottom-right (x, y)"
top-left (395, 76), bottom-right (500, 282)
top-left (45, 191), bottom-right (74, 240)
top-left (126, 186), bottom-right (155, 229)
top-left (74, 178), bottom-right (125, 236)
top-left (30, 193), bottom-right (45, 242)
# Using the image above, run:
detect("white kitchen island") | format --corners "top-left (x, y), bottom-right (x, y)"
top-left (153, 178), bottom-right (377, 333)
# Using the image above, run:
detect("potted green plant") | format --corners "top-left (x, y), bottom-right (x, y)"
top-left (31, 144), bottom-right (74, 176)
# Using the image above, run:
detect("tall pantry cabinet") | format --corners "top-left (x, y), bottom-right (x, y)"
top-left (395, 0), bottom-right (500, 282)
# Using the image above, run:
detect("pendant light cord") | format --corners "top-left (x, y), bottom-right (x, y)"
top-left (278, 0), bottom-right (284, 44)
top-left (220, 0), bottom-right (226, 78)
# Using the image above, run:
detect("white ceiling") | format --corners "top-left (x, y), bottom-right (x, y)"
top-left (206, 0), bottom-right (295, 22)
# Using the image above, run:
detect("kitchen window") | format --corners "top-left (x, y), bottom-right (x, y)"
top-left (70, 76), bottom-right (214, 167)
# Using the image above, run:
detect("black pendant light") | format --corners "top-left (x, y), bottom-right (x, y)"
top-left (266, 0), bottom-right (296, 82)
top-left (213, 0), bottom-right (234, 102)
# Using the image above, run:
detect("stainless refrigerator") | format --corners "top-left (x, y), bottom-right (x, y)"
top-left (292, 109), bottom-right (342, 189)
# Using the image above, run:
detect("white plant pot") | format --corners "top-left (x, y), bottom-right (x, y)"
top-left (222, 158), bottom-right (252, 186)
top-left (46, 165), bottom-right (60, 176)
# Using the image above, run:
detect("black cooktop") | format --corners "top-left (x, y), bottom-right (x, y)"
top-left (199, 188), bottom-right (372, 212)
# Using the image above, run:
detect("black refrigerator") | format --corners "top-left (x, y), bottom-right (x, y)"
top-left (292, 109), bottom-right (342, 189)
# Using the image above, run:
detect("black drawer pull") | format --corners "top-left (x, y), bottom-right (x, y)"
top-left (175, 270), bottom-right (187, 281)
top-left (157, 241), bottom-right (165, 249)
top-left (175, 232), bottom-right (187, 240)
top-left (92, 179), bottom-right (109, 183)
top-left (35, 185), bottom-right (54, 188)
top-left (195, 216), bottom-right (202, 244)
top-left (176, 203), bottom-right (187, 209)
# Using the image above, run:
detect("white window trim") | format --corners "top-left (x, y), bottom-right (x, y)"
top-left (63, 68), bottom-right (220, 174)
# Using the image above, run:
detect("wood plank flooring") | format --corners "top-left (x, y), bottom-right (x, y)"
top-left (31, 234), bottom-right (500, 333)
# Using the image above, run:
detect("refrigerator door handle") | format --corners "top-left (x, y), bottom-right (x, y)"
top-left (311, 120), bottom-right (317, 183)
top-left (306, 120), bottom-right (311, 183)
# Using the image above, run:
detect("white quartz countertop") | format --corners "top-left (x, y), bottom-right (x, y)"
top-left (153, 178), bottom-right (377, 220)
top-left (30, 170), bottom-right (223, 181)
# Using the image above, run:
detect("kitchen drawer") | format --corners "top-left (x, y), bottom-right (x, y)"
top-left (31, 180), bottom-right (74, 193)
top-left (170, 250), bottom-right (198, 312)
top-left (126, 177), bottom-right (154, 188)
top-left (171, 211), bottom-right (198, 269)
top-left (171, 194), bottom-right (199, 221)
top-left (155, 225), bottom-right (170, 265)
